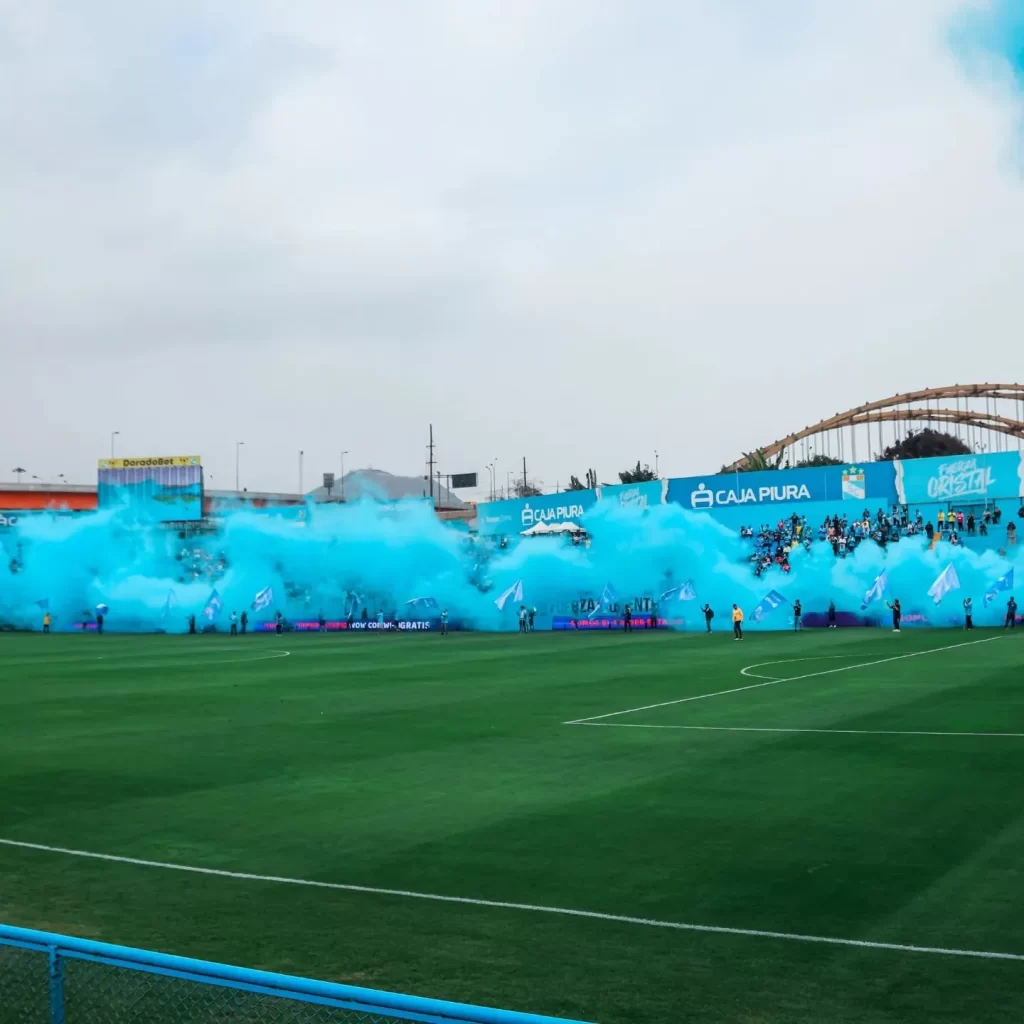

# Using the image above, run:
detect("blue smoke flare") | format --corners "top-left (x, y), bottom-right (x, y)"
top-left (1, 499), bottom-right (1020, 632)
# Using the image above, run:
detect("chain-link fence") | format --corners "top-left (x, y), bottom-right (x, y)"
top-left (0, 925), bottom-right (588, 1024)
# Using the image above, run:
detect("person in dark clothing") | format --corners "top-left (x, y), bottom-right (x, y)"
top-left (1006, 597), bottom-right (1018, 629)
top-left (188, 614), bottom-right (197, 635)
top-left (240, 610), bottom-right (248, 634)
top-left (887, 599), bottom-right (901, 632)
top-left (95, 613), bottom-right (104, 635)
top-left (623, 604), bottom-right (632, 632)
top-left (701, 604), bottom-right (714, 633)
top-left (318, 612), bottom-right (326, 633)
top-left (275, 610), bottom-right (283, 635)
top-left (528, 607), bottom-right (536, 631)
top-left (963, 597), bottom-right (974, 631)
top-left (793, 599), bottom-right (802, 631)
top-left (827, 600), bottom-right (837, 628)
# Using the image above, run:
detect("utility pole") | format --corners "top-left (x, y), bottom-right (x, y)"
top-left (427, 424), bottom-right (435, 504)
top-left (299, 450), bottom-right (304, 495)
top-left (522, 456), bottom-right (527, 492)
top-left (236, 441), bottom-right (244, 491)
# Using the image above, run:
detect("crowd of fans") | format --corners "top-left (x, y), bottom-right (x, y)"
top-left (741, 505), bottom-right (1012, 576)
top-left (176, 546), bottom-right (229, 584)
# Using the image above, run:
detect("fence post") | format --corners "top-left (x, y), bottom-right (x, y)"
top-left (48, 946), bottom-right (65, 1024)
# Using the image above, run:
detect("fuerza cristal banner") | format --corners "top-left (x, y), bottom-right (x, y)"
top-left (894, 451), bottom-right (1024, 505)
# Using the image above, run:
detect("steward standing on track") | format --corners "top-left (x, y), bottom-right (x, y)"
top-left (963, 597), bottom-right (974, 631)
top-left (793, 599), bottom-right (802, 631)
top-left (701, 604), bottom-right (714, 633)
top-left (732, 604), bottom-right (743, 640)
top-left (623, 604), bottom-right (632, 633)
top-left (887, 599), bottom-right (901, 633)
top-left (1006, 597), bottom-right (1018, 629)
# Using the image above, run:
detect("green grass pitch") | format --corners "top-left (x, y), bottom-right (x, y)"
top-left (1, 628), bottom-right (1023, 1023)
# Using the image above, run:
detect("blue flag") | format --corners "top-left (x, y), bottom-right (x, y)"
top-left (984, 568), bottom-right (1013, 606)
top-left (751, 590), bottom-right (786, 624)
top-left (202, 588), bottom-right (223, 622)
top-left (660, 580), bottom-right (697, 604)
top-left (861, 569), bottom-right (888, 610)
top-left (35, 598), bottom-right (49, 610)
top-left (927, 563), bottom-right (961, 605)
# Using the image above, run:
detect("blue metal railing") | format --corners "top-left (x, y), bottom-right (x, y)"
top-left (0, 923), bottom-right (591, 1024)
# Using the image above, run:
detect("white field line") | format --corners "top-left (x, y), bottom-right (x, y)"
top-left (564, 636), bottom-right (1003, 725)
top-left (740, 655), bottom-right (859, 681)
top-left (571, 723), bottom-right (1024, 738)
top-left (1, 838), bottom-right (1023, 964)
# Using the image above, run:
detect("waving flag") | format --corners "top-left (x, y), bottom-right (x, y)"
top-left (927, 563), bottom-right (961, 605)
top-left (984, 568), bottom-right (1014, 606)
top-left (751, 590), bottom-right (786, 624)
top-left (660, 580), bottom-right (697, 604)
top-left (161, 589), bottom-right (177, 620)
top-left (252, 586), bottom-right (274, 612)
top-left (35, 598), bottom-right (49, 610)
top-left (202, 588), bottom-right (223, 622)
top-left (861, 569), bottom-right (888, 610)
top-left (494, 579), bottom-right (523, 611)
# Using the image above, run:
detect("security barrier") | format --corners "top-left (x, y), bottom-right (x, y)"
top-left (0, 924), bottom-right (590, 1024)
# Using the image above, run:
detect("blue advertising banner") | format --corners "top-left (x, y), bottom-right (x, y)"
top-left (596, 481), bottom-right (666, 508)
top-left (894, 451), bottom-right (1024, 505)
top-left (666, 463), bottom-right (896, 513)
top-left (476, 490), bottom-right (597, 535)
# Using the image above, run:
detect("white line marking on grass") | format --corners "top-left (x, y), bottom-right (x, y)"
top-left (571, 723), bottom-right (1024, 738)
top-left (564, 636), bottom-right (1003, 725)
top-left (207, 648), bottom-right (292, 665)
top-left (1, 838), bottom-right (1023, 964)
top-left (739, 655), bottom-right (857, 681)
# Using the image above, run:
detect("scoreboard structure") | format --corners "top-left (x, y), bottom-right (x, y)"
top-left (97, 456), bottom-right (203, 522)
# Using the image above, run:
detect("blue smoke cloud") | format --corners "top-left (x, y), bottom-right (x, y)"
top-left (1, 500), bottom-right (1020, 631)
top-left (950, 1), bottom-right (1024, 90)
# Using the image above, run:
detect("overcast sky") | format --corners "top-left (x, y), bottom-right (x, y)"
top-left (2, 1), bottom-right (1022, 498)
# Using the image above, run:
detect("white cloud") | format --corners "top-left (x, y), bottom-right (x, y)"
top-left (1, 0), bottom-right (1021, 493)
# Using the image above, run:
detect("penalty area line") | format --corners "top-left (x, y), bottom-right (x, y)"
top-left (1, 838), bottom-right (1023, 964)
top-left (564, 636), bottom-right (1003, 725)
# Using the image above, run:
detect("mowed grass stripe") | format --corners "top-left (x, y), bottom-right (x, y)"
top-left (3, 630), bottom-right (1024, 1024)
top-left (3, 837), bottom-right (1024, 964)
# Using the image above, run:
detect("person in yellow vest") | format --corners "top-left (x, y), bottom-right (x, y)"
top-left (937, 509), bottom-right (945, 532)
top-left (43, 611), bottom-right (51, 634)
top-left (732, 604), bottom-right (744, 640)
